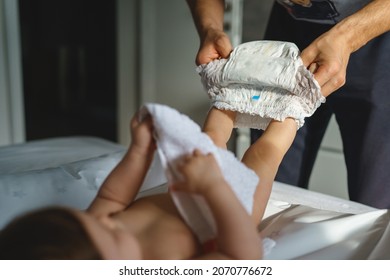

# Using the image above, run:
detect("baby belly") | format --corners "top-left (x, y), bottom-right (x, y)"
top-left (130, 194), bottom-right (202, 259)
top-left (140, 213), bottom-right (201, 259)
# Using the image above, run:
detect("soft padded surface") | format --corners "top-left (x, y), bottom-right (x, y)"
top-left (0, 137), bottom-right (166, 229)
top-left (0, 136), bottom-right (125, 174)
top-left (267, 181), bottom-right (377, 217)
top-left (1, 136), bottom-right (388, 259)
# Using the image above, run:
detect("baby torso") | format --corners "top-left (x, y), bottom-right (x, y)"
top-left (111, 193), bottom-right (201, 259)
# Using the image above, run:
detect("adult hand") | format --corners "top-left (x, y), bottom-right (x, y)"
top-left (196, 29), bottom-right (233, 65)
top-left (300, 30), bottom-right (352, 97)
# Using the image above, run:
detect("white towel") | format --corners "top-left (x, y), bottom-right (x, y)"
top-left (196, 40), bottom-right (325, 130)
top-left (141, 103), bottom-right (259, 243)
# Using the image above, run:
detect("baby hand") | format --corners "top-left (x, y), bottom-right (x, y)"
top-left (129, 111), bottom-right (156, 156)
top-left (172, 149), bottom-right (226, 194)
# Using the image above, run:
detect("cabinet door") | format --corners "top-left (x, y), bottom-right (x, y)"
top-left (19, 0), bottom-right (117, 142)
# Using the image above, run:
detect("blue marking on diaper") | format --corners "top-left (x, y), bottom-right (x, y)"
top-left (252, 95), bottom-right (260, 101)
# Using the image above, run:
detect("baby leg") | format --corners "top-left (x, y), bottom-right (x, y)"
top-left (203, 107), bottom-right (236, 149)
top-left (241, 118), bottom-right (297, 223)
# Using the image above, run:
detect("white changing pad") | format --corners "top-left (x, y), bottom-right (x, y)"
top-left (1, 136), bottom-right (388, 259)
top-left (0, 136), bottom-right (125, 174)
top-left (267, 181), bottom-right (377, 217)
top-left (0, 136), bottom-right (165, 229)
top-left (261, 182), bottom-right (389, 259)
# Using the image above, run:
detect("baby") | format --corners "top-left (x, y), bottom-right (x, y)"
top-left (0, 110), bottom-right (262, 260)
top-left (204, 109), bottom-right (297, 222)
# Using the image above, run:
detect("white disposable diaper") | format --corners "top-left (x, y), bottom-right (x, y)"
top-left (196, 40), bottom-right (325, 130)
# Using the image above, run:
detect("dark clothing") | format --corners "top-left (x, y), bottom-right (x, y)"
top-left (251, 3), bottom-right (390, 208)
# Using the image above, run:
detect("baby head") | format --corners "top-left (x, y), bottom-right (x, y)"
top-left (0, 207), bottom-right (101, 259)
top-left (0, 207), bottom-right (141, 260)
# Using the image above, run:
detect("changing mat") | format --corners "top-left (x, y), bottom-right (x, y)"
top-left (197, 40), bottom-right (325, 130)
top-left (260, 203), bottom-right (390, 259)
top-left (1, 130), bottom-right (389, 259)
top-left (141, 103), bottom-right (259, 243)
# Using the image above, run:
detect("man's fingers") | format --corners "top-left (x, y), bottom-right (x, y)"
top-left (308, 62), bottom-right (319, 74)
top-left (318, 78), bottom-right (343, 98)
top-left (312, 64), bottom-right (346, 97)
top-left (217, 44), bottom-right (232, 58)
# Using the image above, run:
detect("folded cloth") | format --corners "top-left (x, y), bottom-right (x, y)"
top-left (141, 103), bottom-right (259, 243)
top-left (196, 40), bottom-right (325, 130)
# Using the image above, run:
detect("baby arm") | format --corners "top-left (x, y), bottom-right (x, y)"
top-left (88, 112), bottom-right (156, 217)
top-left (172, 149), bottom-right (262, 260)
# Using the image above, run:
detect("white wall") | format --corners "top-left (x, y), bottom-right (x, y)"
top-left (139, 0), bottom-right (209, 126)
top-left (116, 0), bottom-right (139, 146)
top-left (0, 0), bottom-right (25, 146)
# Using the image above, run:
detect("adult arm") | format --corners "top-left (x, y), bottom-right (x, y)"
top-left (301, 0), bottom-right (390, 97)
top-left (186, 0), bottom-right (232, 64)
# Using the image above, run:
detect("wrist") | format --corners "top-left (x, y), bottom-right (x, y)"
top-left (128, 144), bottom-right (154, 162)
top-left (199, 25), bottom-right (224, 42)
top-left (332, 0), bottom-right (390, 53)
top-left (331, 19), bottom-right (366, 53)
top-left (190, 0), bottom-right (225, 40)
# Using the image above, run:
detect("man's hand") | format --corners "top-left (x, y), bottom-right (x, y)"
top-left (196, 29), bottom-right (233, 65)
top-left (301, 29), bottom-right (352, 98)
